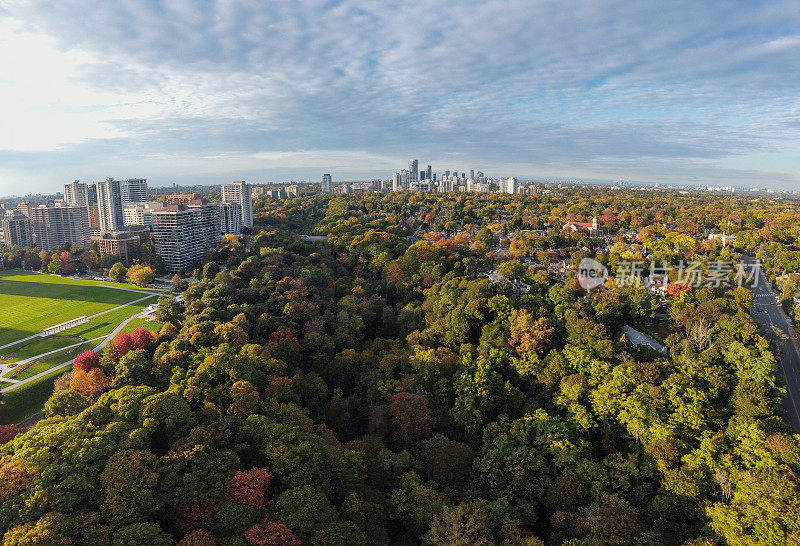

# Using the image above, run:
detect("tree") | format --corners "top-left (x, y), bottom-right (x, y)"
top-left (203, 262), bottom-right (221, 281)
top-left (43, 390), bottom-right (89, 417)
top-left (172, 274), bottom-right (188, 292)
top-left (110, 262), bottom-right (128, 283)
top-left (128, 264), bottom-right (155, 287)
top-left (229, 381), bottom-right (261, 418)
top-left (244, 521), bottom-right (301, 546)
top-left (115, 333), bottom-right (138, 359)
top-left (273, 486), bottom-right (339, 541)
top-left (509, 311), bottom-right (554, 355)
top-left (73, 350), bottom-right (101, 372)
top-left (70, 368), bottom-right (110, 397)
top-left (100, 450), bottom-right (163, 524)
top-left (228, 467), bottom-right (273, 510)
top-left (131, 327), bottom-right (156, 348)
top-left (47, 255), bottom-right (62, 275)
top-left (114, 349), bottom-right (152, 386)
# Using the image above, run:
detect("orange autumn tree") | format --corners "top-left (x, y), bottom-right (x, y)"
top-left (70, 368), bottom-right (110, 397)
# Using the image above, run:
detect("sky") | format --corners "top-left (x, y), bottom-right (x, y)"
top-left (1, 0), bottom-right (800, 195)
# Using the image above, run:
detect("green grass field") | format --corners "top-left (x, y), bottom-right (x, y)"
top-left (0, 270), bottom-right (161, 346)
top-left (0, 367), bottom-right (70, 425)
top-left (119, 317), bottom-right (164, 335)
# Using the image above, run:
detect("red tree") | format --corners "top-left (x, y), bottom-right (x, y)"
top-left (268, 328), bottom-right (300, 350)
top-left (0, 425), bottom-right (23, 445)
top-left (244, 521), bottom-right (300, 546)
top-left (131, 327), bottom-right (156, 349)
top-left (228, 467), bottom-right (273, 510)
top-left (114, 333), bottom-right (137, 358)
top-left (73, 350), bottom-right (100, 372)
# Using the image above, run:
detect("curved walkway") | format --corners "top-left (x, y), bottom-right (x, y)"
top-left (1, 311), bottom-right (147, 394)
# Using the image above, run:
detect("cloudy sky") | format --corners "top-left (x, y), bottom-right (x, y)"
top-left (1, 0), bottom-right (799, 194)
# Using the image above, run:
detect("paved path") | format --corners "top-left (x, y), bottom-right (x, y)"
top-left (743, 257), bottom-right (800, 431)
top-left (0, 293), bottom-right (158, 352)
top-left (0, 312), bottom-right (146, 394)
top-left (99, 284), bottom-right (163, 295)
top-left (0, 335), bottom-right (106, 379)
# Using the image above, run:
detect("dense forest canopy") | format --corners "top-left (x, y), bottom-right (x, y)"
top-left (2, 188), bottom-right (800, 545)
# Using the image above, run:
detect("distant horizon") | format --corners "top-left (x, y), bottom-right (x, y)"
top-left (1, 174), bottom-right (791, 202)
top-left (3, 2), bottom-right (800, 192)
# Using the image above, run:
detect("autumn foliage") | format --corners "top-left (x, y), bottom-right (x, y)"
top-left (228, 467), bottom-right (274, 510)
top-left (73, 350), bottom-right (100, 372)
top-left (0, 425), bottom-right (23, 445)
top-left (70, 368), bottom-right (110, 397)
top-left (244, 521), bottom-right (300, 546)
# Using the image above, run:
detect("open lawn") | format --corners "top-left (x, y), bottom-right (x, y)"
top-left (0, 335), bottom-right (83, 365)
top-left (0, 367), bottom-right (69, 425)
top-left (0, 269), bottom-right (161, 346)
top-left (119, 317), bottom-right (164, 335)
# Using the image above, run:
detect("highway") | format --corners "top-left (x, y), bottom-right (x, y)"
top-left (743, 257), bottom-right (800, 431)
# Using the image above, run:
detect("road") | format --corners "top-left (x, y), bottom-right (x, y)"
top-left (743, 257), bottom-right (800, 431)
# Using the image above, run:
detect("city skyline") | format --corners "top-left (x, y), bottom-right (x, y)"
top-left (2, 1), bottom-right (800, 192)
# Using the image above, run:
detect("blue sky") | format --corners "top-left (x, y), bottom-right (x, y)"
top-left (1, 0), bottom-right (799, 194)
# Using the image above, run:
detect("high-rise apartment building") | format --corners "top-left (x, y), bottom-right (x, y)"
top-left (123, 202), bottom-right (164, 227)
top-left (502, 177), bottom-right (518, 194)
top-left (28, 204), bottom-right (89, 251)
top-left (218, 202), bottom-right (243, 235)
top-left (152, 203), bottom-right (221, 272)
top-left (165, 193), bottom-right (203, 205)
top-left (321, 174), bottom-right (333, 194)
top-left (63, 180), bottom-right (88, 207)
top-left (426, 165), bottom-right (432, 182)
top-left (1, 210), bottom-right (33, 248)
top-left (121, 178), bottom-right (148, 204)
top-left (221, 181), bottom-right (253, 228)
top-left (97, 178), bottom-right (125, 231)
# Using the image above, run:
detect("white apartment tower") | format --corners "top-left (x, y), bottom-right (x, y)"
top-left (96, 178), bottom-right (125, 231)
top-left (221, 180), bottom-right (254, 229)
top-left (219, 202), bottom-right (243, 235)
top-left (63, 180), bottom-right (88, 207)
top-left (321, 174), bottom-right (333, 194)
top-left (503, 177), bottom-right (518, 194)
top-left (121, 178), bottom-right (148, 204)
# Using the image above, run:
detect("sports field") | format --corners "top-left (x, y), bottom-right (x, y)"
top-left (0, 270), bottom-right (158, 346)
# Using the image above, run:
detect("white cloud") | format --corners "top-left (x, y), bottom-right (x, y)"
top-left (1, 0), bottom-right (800, 191)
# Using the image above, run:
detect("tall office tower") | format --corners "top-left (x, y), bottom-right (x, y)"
top-left (321, 174), bottom-right (333, 194)
top-left (470, 169), bottom-right (475, 180)
top-left (444, 170), bottom-right (450, 177)
top-left (28, 204), bottom-right (89, 251)
top-left (426, 165), bottom-right (432, 182)
top-left (408, 159), bottom-right (418, 188)
top-left (221, 181), bottom-right (254, 228)
top-left (121, 178), bottom-right (148, 204)
top-left (97, 178), bottom-right (124, 231)
top-left (152, 203), bottom-right (222, 272)
top-left (504, 177), bottom-right (518, 194)
top-left (1, 210), bottom-right (33, 248)
top-left (218, 202), bottom-right (243, 235)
